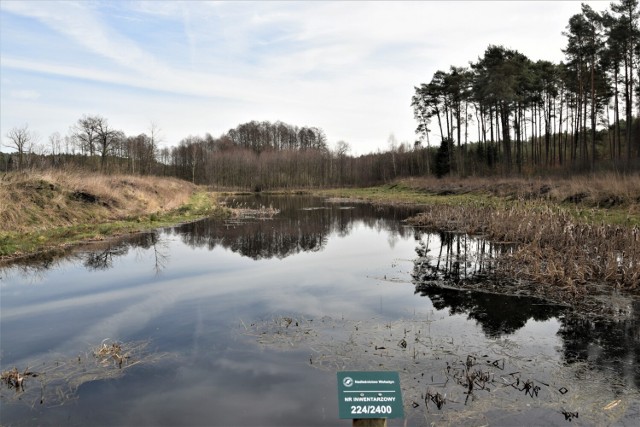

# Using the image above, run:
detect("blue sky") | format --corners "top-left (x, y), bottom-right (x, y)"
top-left (1, 1), bottom-right (610, 155)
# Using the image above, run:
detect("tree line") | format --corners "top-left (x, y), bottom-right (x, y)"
top-left (1, 113), bottom-right (433, 189)
top-left (412, 0), bottom-right (639, 176)
top-left (2, 0), bottom-right (638, 187)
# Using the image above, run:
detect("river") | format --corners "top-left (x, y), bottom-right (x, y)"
top-left (1, 195), bottom-right (638, 426)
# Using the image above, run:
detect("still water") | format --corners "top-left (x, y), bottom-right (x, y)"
top-left (1, 196), bottom-right (638, 426)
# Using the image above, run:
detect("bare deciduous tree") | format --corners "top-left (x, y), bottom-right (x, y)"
top-left (94, 117), bottom-right (123, 171)
top-left (5, 124), bottom-right (37, 170)
top-left (72, 115), bottom-right (100, 157)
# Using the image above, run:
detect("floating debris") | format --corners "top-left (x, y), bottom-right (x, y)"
top-left (1, 367), bottom-right (38, 392)
top-left (603, 399), bottom-right (621, 410)
top-left (561, 409), bottom-right (579, 421)
top-left (1, 339), bottom-right (168, 407)
top-left (229, 203), bottom-right (280, 220)
top-left (426, 389), bottom-right (446, 410)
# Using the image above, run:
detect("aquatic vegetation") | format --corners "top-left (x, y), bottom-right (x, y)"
top-left (0, 339), bottom-right (167, 407)
top-left (1, 367), bottom-right (38, 392)
top-left (224, 201), bottom-right (280, 220)
top-left (243, 314), bottom-right (640, 426)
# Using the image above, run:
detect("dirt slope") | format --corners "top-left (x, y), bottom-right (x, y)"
top-left (0, 171), bottom-right (197, 233)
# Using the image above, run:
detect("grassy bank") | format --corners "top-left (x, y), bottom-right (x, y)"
top-left (319, 174), bottom-right (640, 302)
top-left (319, 174), bottom-right (640, 226)
top-left (0, 171), bottom-right (229, 260)
top-left (4, 171), bottom-right (640, 298)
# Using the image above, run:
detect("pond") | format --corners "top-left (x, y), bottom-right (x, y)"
top-left (1, 195), bottom-right (638, 426)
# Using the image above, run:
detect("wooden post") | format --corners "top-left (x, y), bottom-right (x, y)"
top-left (353, 419), bottom-right (387, 427)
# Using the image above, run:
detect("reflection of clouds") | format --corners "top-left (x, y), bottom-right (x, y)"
top-left (3, 267), bottom-right (255, 362)
top-left (121, 349), bottom-right (335, 427)
top-left (1, 281), bottom-right (156, 321)
top-left (4, 196), bottom-right (639, 425)
top-left (60, 271), bottom-right (253, 351)
top-left (39, 260), bottom-right (391, 355)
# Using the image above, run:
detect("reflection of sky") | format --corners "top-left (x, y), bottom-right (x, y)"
top-left (1, 216), bottom-right (423, 361)
top-left (2, 199), bottom-right (616, 426)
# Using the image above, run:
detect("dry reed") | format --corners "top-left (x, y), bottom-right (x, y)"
top-left (407, 202), bottom-right (640, 295)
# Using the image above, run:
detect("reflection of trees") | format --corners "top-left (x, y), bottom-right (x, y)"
top-left (1, 231), bottom-right (169, 278)
top-left (171, 196), bottom-right (419, 260)
top-left (415, 283), bottom-right (563, 337)
top-left (1, 195), bottom-right (415, 275)
top-left (558, 303), bottom-right (640, 390)
top-left (175, 218), bottom-right (328, 260)
top-left (412, 231), bottom-right (508, 284)
top-left (83, 243), bottom-right (129, 270)
top-left (149, 234), bottom-right (169, 275)
top-left (0, 248), bottom-right (72, 282)
top-left (82, 232), bottom-right (169, 273)
top-left (412, 231), bottom-right (640, 391)
top-left (412, 233), bottom-right (561, 336)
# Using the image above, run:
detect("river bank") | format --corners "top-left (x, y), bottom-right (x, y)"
top-left (4, 171), bottom-right (640, 299)
top-left (0, 171), bottom-right (229, 261)
top-left (318, 175), bottom-right (640, 315)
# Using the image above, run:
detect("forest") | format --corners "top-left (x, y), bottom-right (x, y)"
top-left (2, 0), bottom-right (639, 190)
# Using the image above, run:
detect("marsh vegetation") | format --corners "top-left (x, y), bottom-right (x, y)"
top-left (1, 340), bottom-right (165, 408)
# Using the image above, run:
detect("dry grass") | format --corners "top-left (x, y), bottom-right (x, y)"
top-left (399, 174), bottom-right (640, 299)
top-left (407, 202), bottom-right (640, 294)
top-left (0, 170), bottom-right (228, 260)
top-left (0, 170), bottom-right (197, 233)
top-left (402, 173), bottom-right (640, 212)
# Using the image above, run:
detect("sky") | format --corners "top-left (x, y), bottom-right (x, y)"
top-left (0, 1), bottom-right (611, 155)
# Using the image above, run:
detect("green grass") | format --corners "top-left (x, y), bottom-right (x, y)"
top-left (319, 184), bottom-right (503, 208)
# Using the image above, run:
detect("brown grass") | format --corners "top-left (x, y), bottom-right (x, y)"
top-left (0, 170), bottom-right (197, 233)
top-left (407, 202), bottom-right (640, 294)
top-left (402, 173), bottom-right (640, 212)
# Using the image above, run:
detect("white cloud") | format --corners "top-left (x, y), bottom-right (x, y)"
top-left (1, 1), bottom-right (166, 75)
top-left (0, 0), bottom-right (612, 154)
top-left (8, 89), bottom-right (40, 100)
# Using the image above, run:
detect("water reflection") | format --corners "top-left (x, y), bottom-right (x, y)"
top-left (82, 232), bottom-right (170, 274)
top-left (415, 284), bottom-right (563, 337)
top-left (1, 197), bottom-right (419, 275)
top-left (411, 231), bottom-right (562, 337)
top-left (411, 229), bottom-right (640, 393)
top-left (412, 231), bottom-right (509, 284)
top-left (559, 303), bottom-right (640, 390)
top-left (1, 195), bottom-right (639, 426)
top-left (171, 196), bottom-right (418, 260)
top-left (0, 231), bottom-right (170, 279)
